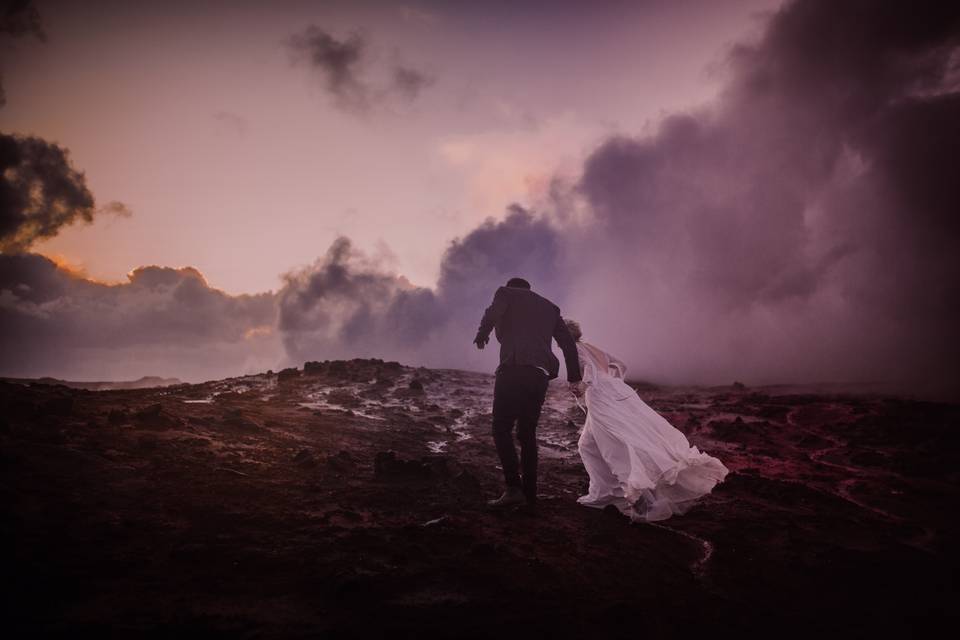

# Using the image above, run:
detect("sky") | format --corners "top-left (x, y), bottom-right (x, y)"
top-left (2, 0), bottom-right (959, 397)
top-left (1, 0), bottom-right (776, 293)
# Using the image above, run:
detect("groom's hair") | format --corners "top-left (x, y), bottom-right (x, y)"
top-left (506, 277), bottom-right (531, 289)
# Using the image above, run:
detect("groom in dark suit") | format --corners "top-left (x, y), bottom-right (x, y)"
top-left (474, 277), bottom-right (584, 509)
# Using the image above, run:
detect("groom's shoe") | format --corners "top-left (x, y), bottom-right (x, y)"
top-left (486, 486), bottom-right (527, 509)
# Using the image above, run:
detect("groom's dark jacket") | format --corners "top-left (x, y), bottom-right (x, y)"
top-left (476, 286), bottom-right (582, 383)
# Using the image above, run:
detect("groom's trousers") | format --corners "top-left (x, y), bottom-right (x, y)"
top-left (492, 364), bottom-right (550, 503)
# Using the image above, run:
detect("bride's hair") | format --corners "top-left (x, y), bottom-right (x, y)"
top-left (564, 318), bottom-right (582, 341)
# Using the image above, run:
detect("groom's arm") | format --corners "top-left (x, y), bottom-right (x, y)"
top-left (553, 314), bottom-right (582, 383)
top-left (475, 286), bottom-right (509, 348)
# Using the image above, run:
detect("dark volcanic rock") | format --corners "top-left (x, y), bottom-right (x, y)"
top-left (41, 396), bottom-right (75, 416)
top-left (303, 361), bottom-right (325, 375)
top-left (4, 368), bottom-right (958, 638)
top-left (134, 404), bottom-right (180, 429)
top-left (373, 451), bottom-right (474, 489)
top-left (327, 389), bottom-right (361, 408)
top-left (135, 434), bottom-right (160, 450)
top-left (327, 361), bottom-right (348, 377)
top-left (408, 378), bottom-right (425, 392)
top-left (602, 503), bottom-right (631, 522)
top-left (293, 448), bottom-right (317, 467)
top-left (326, 450), bottom-right (356, 473)
top-left (374, 450), bottom-right (432, 480)
top-left (708, 416), bottom-right (765, 440)
top-left (4, 399), bottom-right (37, 419)
top-left (221, 409), bottom-right (262, 432)
top-left (277, 367), bottom-right (300, 383)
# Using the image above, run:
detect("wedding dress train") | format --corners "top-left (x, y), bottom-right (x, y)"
top-left (574, 341), bottom-right (728, 522)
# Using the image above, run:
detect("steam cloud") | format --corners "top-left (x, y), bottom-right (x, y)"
top-left (278, 206), bottom-right (562, 372)
top-left (277, 0), bottom-right (960, 395)
top-left (2, 0), bottom-right (958, 395)
top-left (288, 26), bottom-right (434, 112)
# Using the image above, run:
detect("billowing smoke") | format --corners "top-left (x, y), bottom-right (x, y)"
top-left (0, 253), bottom-right (279, 382)
top-left (278, 206), bottom-right (562, 373)
top-left (561, 0), bottom-right (960, 393)
top-left (0, 132), bottom-right (130, 253)
top-left (2, 0), bottom-right (957, 395)
top-left (276, 0), bottom-right (960, 395)
top-left (288, 25), bottom-right (434, 112)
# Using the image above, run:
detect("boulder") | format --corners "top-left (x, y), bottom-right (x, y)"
top-left (41, 396), bottom-right (74, 416)
top-left (374, 450), bottom-right (432, 480)
top-left (327, 361), bottom-right (348, 377)
top-left (277, 367), bottom-right (300, 383)
top-left (221, 408), bottom-right (262, 432)
top-left (326, 450), bottom-right (356, 473)
top-left (293, 448), bottom-right (317, 467)
top-left (134, 403), bottom-right (180, 429)
top-left (304, 361), bottom-right (325, 375)
top-left (373, 451), bottom-right (471, 485)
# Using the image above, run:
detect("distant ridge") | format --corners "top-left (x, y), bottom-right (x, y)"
top-left (0, 375), bottom-right (184, 391)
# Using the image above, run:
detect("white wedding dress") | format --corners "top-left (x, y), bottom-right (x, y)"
top-left (574, 341), bottom-right (729, 522)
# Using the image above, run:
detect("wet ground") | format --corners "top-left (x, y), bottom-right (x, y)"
top-left (2, 358), bottom-right (958, 637)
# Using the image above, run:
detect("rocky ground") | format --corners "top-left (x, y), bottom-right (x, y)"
top-left (2, 358), bottom-right (958, 638)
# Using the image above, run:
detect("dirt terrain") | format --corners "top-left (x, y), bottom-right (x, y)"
top-left (3, 359), bottom-right (958, 638)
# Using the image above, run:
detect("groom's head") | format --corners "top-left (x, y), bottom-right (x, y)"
top-left (506, 277), bottom-right (531, 289)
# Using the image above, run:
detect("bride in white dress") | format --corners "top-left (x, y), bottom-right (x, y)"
top-left (566, 319), bottom-right (729, 522)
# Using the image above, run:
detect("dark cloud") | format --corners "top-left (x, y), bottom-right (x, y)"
top-left (99, 200), bottom-right (133, 217)
top-left (288, 25), bottom-right (434, 113)
top-left (275, 0), bottom-right (960, 395)
top-left (434, 205), bottom-right (564, 312)
top-left (288, 27), bottom-right (368, 111)
top-left (0, 0), bottom-right (44, 39)
top-left (277, 207), bottom-right (563, 372)
top-left (392, 65), bottom-right (434, 101)
top-left (0, 0), bottom-right (46, 108)
top-left (0, 132), bottom-right (95, 252)
top-left (4, 0), bottom-right (958, 396)
top-left (567, 0), bottom-right (960, 394)
top-left (0, 253), bottom-right (279, 382)
top-left (0, 132), bottom-right (131, 253)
